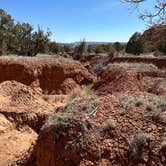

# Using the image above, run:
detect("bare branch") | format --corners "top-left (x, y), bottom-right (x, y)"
top-left (122, 0), bottom-right (166, 25)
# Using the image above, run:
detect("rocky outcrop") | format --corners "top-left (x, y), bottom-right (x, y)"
top-left (143, 25), bottom-right (166, 45)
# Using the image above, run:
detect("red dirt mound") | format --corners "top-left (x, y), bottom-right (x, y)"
top-left (93, 63), bottom-right (166, 94)
top-left (0, 80), bottom-right (41, 97)
top-left (0, 81), bottom-right (54, 132)
top-left (93, 64), bottom-right (143, 93)
top-left (0, 113), bottom-right (37, 166)
top-left (0, 80), bottom-right (56, 166)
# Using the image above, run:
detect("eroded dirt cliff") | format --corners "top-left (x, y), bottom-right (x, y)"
top-left (0, 56), bottom-right (93, 94)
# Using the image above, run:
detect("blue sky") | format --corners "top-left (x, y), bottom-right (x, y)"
top-left (0, 0), bottom-right (154, 43)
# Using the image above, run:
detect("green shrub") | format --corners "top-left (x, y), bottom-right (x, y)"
top-left (74, 39), bottom-right (87, 60)
top-left (113, 42), bottom-right (123, 52)
top-left (157, 38), bottom-right (166, 55)
top-left (126, 32), bottom-right (149, 55)
top-left (0, 9), bottom-right (51, 56)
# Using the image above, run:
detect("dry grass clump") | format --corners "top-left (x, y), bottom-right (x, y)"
top-left (118, 53), bottom-right (155, 58)
top-left (128, 133), bottom-right (153, 164)
top-left (64, 85), bottom-right (99, 116)
top-left (0, 55), bottom-right (80, 66)
top-left (117, 94), bottom-right (166, 125)
top-left (146, 96), bottom-right (166, 112)
top-left (43, 112), bottom-right (74, 133)
top-left (66, 85), bottom-right (96, 104)
top-left (63, 85), bottom-right (96, 112)
top-left (112, 62), bottom-right (158, 70)
top-left (117, 93), bottom-right (166, 114)
top-left (102, 118), bottom-right (116, 137)
top-left (117, 94), bottom-right (144, 112)
top-left (64, 96), bottom-right (99, 116)
top-left (145, 78), bottom-right (166, 95)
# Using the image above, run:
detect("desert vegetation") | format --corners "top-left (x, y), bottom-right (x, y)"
top-left (0, 8), bottom-right (165, 58)
top-left (0, 0), bottom-right (166, 165)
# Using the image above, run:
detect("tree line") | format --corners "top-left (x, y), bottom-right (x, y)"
top-left (0, 9), bottom-right (51, 56)
top-left (126, 32), bottom-right (166, 55)
top-left (0, 8), bottom-right (165, 57)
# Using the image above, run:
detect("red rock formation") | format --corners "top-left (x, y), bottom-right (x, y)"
top-left (143, 25), bottom-right (166, 45)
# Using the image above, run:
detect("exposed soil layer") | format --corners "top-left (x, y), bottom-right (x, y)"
top-left (29, 63), bottom-right (166, 166)
top-left (93, 63), bottom-right (166, 94)
top-left (0, 80), bottom-right (58, 165)
top-left (0, 81), bottom-right (54, 132)
top-left (0, 56), bottom-right (93, 94)
top-left (0, 57), bottom-right (166, 166)
top-left (0, 115), bottom-right (37, 166)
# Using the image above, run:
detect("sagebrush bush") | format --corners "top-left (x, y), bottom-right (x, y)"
top-left (102, 118), bottom-right (116, 137)
top-left (128, 133), bottom-right (152, 164)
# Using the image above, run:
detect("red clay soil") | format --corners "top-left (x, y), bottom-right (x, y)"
top-left (93, 65), bottom-right (142, 93)
top-left (0, 57), bottom-right (93, 94)
top-left (1, 59), bottom-right (166, 166)
top-left (0, 80), bottom-right (54, 132)
top-left (93, 63), bottom-right (166, 94)
top-left (0, 80), bottom-right (56, 166)
top-left (29, 91), bottom-right (166, 166)
top-left (0, 114), bottom-right (37, 166)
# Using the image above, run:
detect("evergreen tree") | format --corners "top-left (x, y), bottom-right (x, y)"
top-left (32, 27), bottom-right (51, 56)
top-left (113, 42), bottom-right (123, 52)
top-left (48, 42), bottom-right (61, 54)
top-left (74, 39), bottom-right (87, 59)
top-left (157, 38), bottom-right (166, 55)
top-left (126, 32), bottom-right (147, 55)
top-left (0, 9), bottom-right (14, 55)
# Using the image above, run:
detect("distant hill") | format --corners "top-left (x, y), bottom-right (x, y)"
top-left (61, 42), bottom-right (126, 46)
